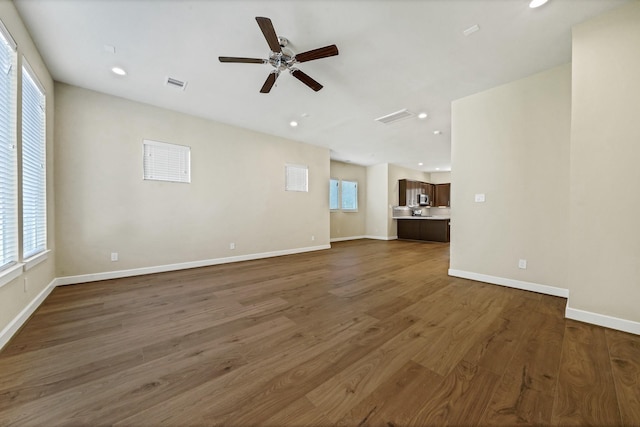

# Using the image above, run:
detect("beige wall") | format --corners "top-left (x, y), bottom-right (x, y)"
top-left (430, 172), bottom-right (451, 184)
top-left (450, 64), bottom-right (571, 289)
top-left (568, 2), bottom-right (640, 322)
top-left (0, 3), bottom-right (56, 339)
top-left (365, 163), bottom-right (388, 239)
top-left (330, 161), bottom-right (367, 240)
top-left (54, 83), bottom-right (329, 277)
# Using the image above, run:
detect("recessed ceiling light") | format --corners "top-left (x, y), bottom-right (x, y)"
top-left (433, 130), bottom-right (442, 135)
top-left (529, 0), bottom-right (549, 8)
top-left (418, 162), bottom-right (423, 166)
top-left (301, 112), bottom-right (309, 118)
top-left (289, 121), bottom-right (298, 127)
top-left (111, 66), bottom-right (127, 76)
top-left (418, 112), bottom-right (428, 119)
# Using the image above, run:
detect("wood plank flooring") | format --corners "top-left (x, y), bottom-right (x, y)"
top-left (1, 239), bottom-right (639, 426)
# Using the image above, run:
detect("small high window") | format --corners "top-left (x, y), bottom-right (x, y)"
top-left (143, 139), bottom-right (191, 183)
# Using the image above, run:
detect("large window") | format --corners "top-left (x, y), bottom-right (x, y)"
top-left (0, 23), bottom-right (17, 271)
top-left (329, 179), bottom-right (358, 212)
top-left (22, 64), bottom-right (47, 258)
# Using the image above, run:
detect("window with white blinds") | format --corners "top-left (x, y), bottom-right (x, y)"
top-left (0, 22), bottom-right (17, 271)
top-left (285, 164), bottom-right (308, 192)
top-left (143, 139), bottom-right (191, 183)
top-left (21, 63), bottom-right (46, 259)
top-left (341, 180), bottom-right (358, 211)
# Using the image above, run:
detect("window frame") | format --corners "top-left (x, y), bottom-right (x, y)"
top-left (285, 164), bottom-right (308, 192)
top-left (328, 178), bottom-right (359, 213)
top-left (143, 139), bottom-right (191, 184)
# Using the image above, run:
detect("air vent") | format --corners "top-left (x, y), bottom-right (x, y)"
top-left (374, 109), bottom-right (415, 124)
top-left (165, 77), bottom-right (187, 91)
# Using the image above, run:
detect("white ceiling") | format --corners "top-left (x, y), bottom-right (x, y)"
top-left (14, 0), bottom-right (629, 172)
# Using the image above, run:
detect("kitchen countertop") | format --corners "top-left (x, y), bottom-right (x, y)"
top-left (393, 216), bottom-right (450, 220)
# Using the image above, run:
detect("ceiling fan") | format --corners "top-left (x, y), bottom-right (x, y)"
top-left (219, 17), bottom-right (339, 93)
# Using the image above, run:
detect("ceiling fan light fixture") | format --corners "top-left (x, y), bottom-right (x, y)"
top-left (529, 0), bottom-right (549, 8)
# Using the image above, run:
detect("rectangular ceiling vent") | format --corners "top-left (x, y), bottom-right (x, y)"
top-left (165, 76), bottom-right (187, 91)
top-left (374, 109), bottom-right (414, 124)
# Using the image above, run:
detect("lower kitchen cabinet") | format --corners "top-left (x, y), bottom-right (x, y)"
top-left (397, 219), bottom-right (450, 242)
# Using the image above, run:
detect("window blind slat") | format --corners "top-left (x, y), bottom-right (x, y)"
top-left (285, 164), bottom-right (308, 192)
top-left (143, 140), bottom-right (191, 183)
top-left (0, 25), bottom-right (17, 270)
top-left (22, 64), bottom-right (47, 259)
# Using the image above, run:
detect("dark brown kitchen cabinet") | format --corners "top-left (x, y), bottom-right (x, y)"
top-left (434, 183), bottom-right (451, 207)
top-left (397, 219), bottom-right (421, 240)
top-left (397, 219), bottom-right (450, 242)
top-left (399, 179), bottom-right (434, 206)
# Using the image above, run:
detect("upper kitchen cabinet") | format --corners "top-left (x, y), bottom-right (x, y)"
top-left (399, 179), bottom-right (434, 206)
top-left (434, 183), bottom-right (451, 207)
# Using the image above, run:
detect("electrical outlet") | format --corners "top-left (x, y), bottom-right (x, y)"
top-left (475, 193), bottom-right (486, 203)
top-left (230, 242), bottom-right (235, 250)
top-left (518, 259), bottom-right (527, 269)
top-left (311, 235), bottom-right (315, 241)
top-left (111, 252), bottom-right (118, 262)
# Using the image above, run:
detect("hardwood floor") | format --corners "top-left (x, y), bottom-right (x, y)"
top-left (1, 239), bottom-right (639, 426)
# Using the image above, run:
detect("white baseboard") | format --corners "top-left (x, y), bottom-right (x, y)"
top-left (56, 244), bottom-right (331, 286)
top-left (0, 279), bottom-right (56, 351)
top-left (363, 235), bottom-right (398, 241)
top-left (448, 269), bottom-right (569, 298)
top-left (330, 236), bottom-right (367, 243)
top-left (566, 306), bottom-right (640, 335)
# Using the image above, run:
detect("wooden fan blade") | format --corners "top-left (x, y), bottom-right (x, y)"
top-left (291, 69), bottom-right (323, 92)
top-left (260, 72), bottom-right (279, 93)
top-left (218, 57), bottom-right (265, 64)
top-left (256, 17), bottom-right (281, 53)
top-left (294, 44), bottom-right (339, 63)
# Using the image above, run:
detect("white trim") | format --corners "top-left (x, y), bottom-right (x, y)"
top-left (56, 244), bottom-right (331, 286)
top-left (448, 269), bottom-right (569, 298)
top-left (566, 306), bottom-right (640, 336)
top-left (330, 236), bottom-right (367, 243)
top-left (23, 249), bottom-right (50, 271)
top-left (0, 278), bottom-right (56, 351)
top-left (363, 235), bottom-right (398, 241)
top-left (0, 263), bottom-right (23, 289)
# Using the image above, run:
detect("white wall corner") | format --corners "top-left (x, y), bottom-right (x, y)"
top-left (0, 279), bottom-right (57, 351)
top-left (565, 306), bottom-right (640, 336)
top-left (448, 269), bottom-right (569, 298)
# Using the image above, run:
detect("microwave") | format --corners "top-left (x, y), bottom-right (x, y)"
top-left (418, 194), bottom-right (430, 206)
